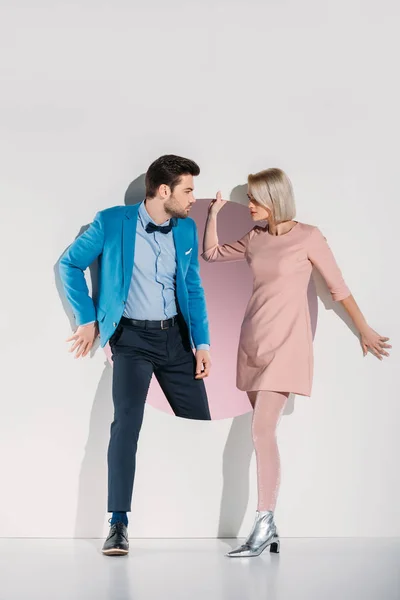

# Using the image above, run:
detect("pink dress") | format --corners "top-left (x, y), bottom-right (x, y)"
top-left (202, 222), bottom-right (351, 396)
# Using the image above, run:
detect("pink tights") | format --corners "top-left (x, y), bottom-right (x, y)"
top-left (247, 390), bottom-right (289, 512)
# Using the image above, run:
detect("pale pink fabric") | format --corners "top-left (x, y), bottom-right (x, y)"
top-left (202, 222), bottom-right (351, 396)
top-left (250, 390), bottom-right (288, 511)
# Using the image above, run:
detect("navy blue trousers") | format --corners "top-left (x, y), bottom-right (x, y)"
top-left (107, 316), bottom-right (210, 512)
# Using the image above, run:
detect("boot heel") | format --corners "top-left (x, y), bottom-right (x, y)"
top-left (270, 540), bottom-right (280, 554)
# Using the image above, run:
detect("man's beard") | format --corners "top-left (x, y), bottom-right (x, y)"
top-left (164, 195), bottom-right (189, 219)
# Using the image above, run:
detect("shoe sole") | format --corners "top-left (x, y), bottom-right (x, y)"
top-left (226, 539), bottom-right (280, 558)
top-left (102, 548), bottom-right (129, 556)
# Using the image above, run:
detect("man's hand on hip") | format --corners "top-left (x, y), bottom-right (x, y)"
top-left (66, 322), bottom-right (99, 358)
top-left (195, 350), bottom-right (211, 379)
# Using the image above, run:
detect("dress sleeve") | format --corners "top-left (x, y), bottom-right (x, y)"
top-left (201, 229), bottom-right (254, 263)
top-left (307, 227), bottom-right (351, 301)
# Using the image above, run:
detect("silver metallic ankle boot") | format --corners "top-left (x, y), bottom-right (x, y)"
top-left (226, 511), bottom-right (280, 557)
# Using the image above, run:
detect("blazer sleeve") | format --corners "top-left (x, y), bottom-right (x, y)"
top-left (59, 212), bottom-right (105, 325)
top-left (185, 221), bottom-right (210, 347)
top-left (307, 226), bottom-right (351, 301)
top-left (201, 228), bottom-right (254, 262)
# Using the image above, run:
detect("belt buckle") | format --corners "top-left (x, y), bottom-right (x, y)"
top-left (161, 319), bottom-right (168, 330)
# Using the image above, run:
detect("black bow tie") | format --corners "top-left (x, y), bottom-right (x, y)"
top-left (145, 221), bottom-right (174, 234)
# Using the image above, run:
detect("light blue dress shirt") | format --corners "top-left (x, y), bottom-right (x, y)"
top-left (123, 201), bottom-right (209, 352)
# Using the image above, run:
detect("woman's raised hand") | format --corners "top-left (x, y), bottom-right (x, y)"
top-left (208, 191), bottom-right (228, 217)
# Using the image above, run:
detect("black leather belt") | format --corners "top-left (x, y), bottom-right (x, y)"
top-left (120, 315), bottom-right (178, 330)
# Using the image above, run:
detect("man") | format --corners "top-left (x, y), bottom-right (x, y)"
top-left (59, 155), bottom-right (212, 556)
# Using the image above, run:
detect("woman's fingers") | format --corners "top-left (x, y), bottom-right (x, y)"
top-left (216, 191), bottom-right (228, 205)
top-left (377, 345), bottom-right (390, 357)
top-left (361, 328), bottom-right (391, 359)
top-left (363, 341), bottom-right (390, 359)
top-left (378, 336), bottom-right (391, 348)
top-left (371, 346), bottom-right (383, 360)
top-left (373, 335), bottom-right (391, 357)
top-left (379, 342), bottom-right (392, 350)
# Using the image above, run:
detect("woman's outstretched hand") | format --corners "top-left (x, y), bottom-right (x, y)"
top-left (208, 191), bottom-right (228, 217)
top-left (360, 326), bottom-right (391, 360)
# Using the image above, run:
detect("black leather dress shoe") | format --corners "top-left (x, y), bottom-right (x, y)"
top-left (102, 521), bottom-right (129, 556)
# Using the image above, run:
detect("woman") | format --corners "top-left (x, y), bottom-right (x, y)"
top-left (202, 168), bottom-right (391, 558)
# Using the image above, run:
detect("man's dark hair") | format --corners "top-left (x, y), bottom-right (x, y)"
top-left (145, 155), bottom-right (200, 198)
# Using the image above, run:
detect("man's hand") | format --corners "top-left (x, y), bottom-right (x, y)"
top-left (195, 349), bottom-right (212, 379)
top-left (66, 322), bottom-right (99, 358)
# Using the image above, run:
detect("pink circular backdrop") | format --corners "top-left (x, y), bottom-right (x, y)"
top-left (104, 200), bottom-right (318, 419)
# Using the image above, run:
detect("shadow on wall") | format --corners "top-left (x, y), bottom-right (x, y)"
top-left (216, 184), bottom-right (359, 538)
top-left (124, 173), bottom-right (146, 206)
top-left (54, 237), bottom-right (110, 537)
top-left (74, 363), bottom-right (113, 538)
top-left (54, 173), bottom-right (146, 537)
top-left (55, 174), bottom-right (357, 537)
top-left (217, 270), bottom-right (320, 537)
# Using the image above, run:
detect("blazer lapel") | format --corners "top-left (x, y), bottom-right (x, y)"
top-left (172, 219), bottom-right (185, 282)
top-left (122, 204), bottom-right (140, 298)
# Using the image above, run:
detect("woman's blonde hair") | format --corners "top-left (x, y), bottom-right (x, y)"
top-left (247, 168), bottom-right (296, 223)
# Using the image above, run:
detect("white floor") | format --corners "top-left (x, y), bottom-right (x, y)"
top-left (0, 538), bottom-right (399, 600)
